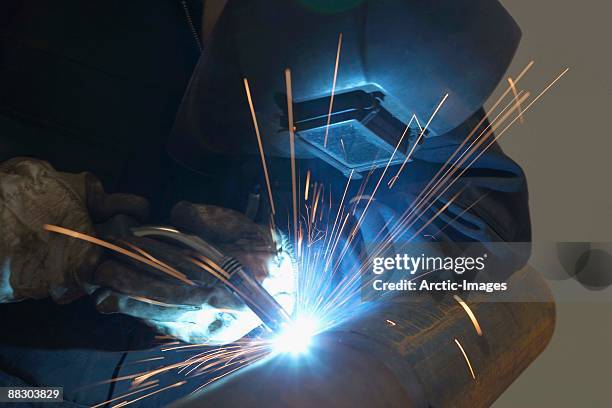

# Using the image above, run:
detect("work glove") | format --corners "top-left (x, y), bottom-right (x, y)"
top-left (0, 157), bottom-right (295, 344)
top-left (93, 202), bottom-right (296, 344)
top-left (0, 157), bottom-right (149, 303)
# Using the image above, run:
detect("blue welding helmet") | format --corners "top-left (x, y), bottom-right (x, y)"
top-left (169, 0), bottom-right (521, 177)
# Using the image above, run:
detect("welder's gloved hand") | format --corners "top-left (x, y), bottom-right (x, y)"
top-left (0, 157), bottom-right (149, 303)
top-left (91, 203), bottom-right (296, 345)
top-left (91, 236), bottom-right (266, 345)
top-left (170, 202), bottom-right (297, 314)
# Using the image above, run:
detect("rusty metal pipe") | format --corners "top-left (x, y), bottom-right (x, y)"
top-left (171, 265), bottom-right (555, 407)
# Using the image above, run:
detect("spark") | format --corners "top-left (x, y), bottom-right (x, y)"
top-left (416, 92), bottom-right (528, 207)
top-left (432, 193), bottom-right (489, 238)
top-left (410, 113), bottom-right (424, 132)
top-left (293, 66), bottom-right (568, 341)
top-left (121, 240), bottom-right (179, 276)
top-left (454, 338), bottom-right (476, 380)
top-left (323, 33), bottom-right (343, 147)
top-left (190, 253), bottom-right (230, 279)
top-left (411, 64), bottom-right (533, 206)
top-left (244, 77), bottom-right (276, 215)
top-left (304, 170), bottom-right (311, 201)
top-left (121, 357), bottom-right (165, 366)
top-left (43, 225), bottom-right (194, 286)
top-left (343, 99), bottom-right (432, 246)
top-left (323, 169), bottom-right (353, 261)
top-left (285, 68), bottom-right (299, 258)
top-left (67, 59), bottom-right (567, 407)
top-left (385, 91), bottom-right (531, 247)
top-left (453, 295), bottom-right (483, 336)
top-left (407, 186), bottom-right (465, 241)
top-left (389, 93), bottom-right (449, 187)
top-left (322, 121), bottom-right (412, 278)
top-left (451, 68), bottom-right (570, 185)
top-left (90, 383), bottom-right (159, 408)
top-left (150, 226), bottom-right (179, 233)
top-left (113, 381), bottom-right (187, 407)
top-left (339, 138), bottom-right (348, 162)
top-left (128, 296), bottom-right (186, 308)
top-left (332, 63), bottom-right (551, 297)
top-left (311, 183), bottom-right (323, 224)
top-left (508, 77), bottom-right (525, 124)
top-left (391, 60), bottom-right (535, 217)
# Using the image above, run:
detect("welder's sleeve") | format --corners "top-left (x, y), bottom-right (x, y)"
top-left (0, 157), bottom-right (149, 303)
top-left (0, 158), bottom-right (96, 302)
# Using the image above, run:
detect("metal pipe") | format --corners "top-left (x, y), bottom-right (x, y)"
top-left (171, 265), bottom-right (554, 407)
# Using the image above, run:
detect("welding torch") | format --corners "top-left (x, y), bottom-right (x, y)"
top-left (131, 226), bottom-right (292, 333)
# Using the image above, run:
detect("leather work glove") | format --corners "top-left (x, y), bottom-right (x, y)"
top-left (0, 157), bottom-right (149, 303)
top-left (0, 158), bottom-right (295, 344)
top-left (170, 202), bottom-right (296, 309)
top-left (92, 202), bottom-right (296, 344)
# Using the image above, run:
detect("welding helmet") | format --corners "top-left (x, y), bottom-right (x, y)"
top-left (169, 0), bottom-right (521, 178)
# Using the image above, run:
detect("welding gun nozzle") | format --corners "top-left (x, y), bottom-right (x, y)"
top-left (226, 267), bottom-right (292, 333)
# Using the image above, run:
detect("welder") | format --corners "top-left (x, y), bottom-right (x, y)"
top-left (0, 0), bottom-right (530, 406)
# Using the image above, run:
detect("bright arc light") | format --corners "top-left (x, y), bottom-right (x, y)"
top-left (273, 316), bottom-right (319, 354)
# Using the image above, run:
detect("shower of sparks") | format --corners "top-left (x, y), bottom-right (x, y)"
top-left (348, 106), bottom-right (429, 241)
top-left (378, 90), bottom-right (531, 246)
top-left (453, 295), bottom-right (483, 336)
top-left (388, 92), bottom-right (449, 187)
top-left (244, 77), bottom-right (276, 215)
top-left (391, 61), bottom-right (535, 216)
top-left (323, 33), bottom-right (343, 148)
top-left (454, 338), bottom-right (476, 380)
top-left (507, 77), bottom-right (525, 124)
top-left (46, 53), bottom-right (568, 405)
top-left (431, 192), bottom-right (489, 239)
